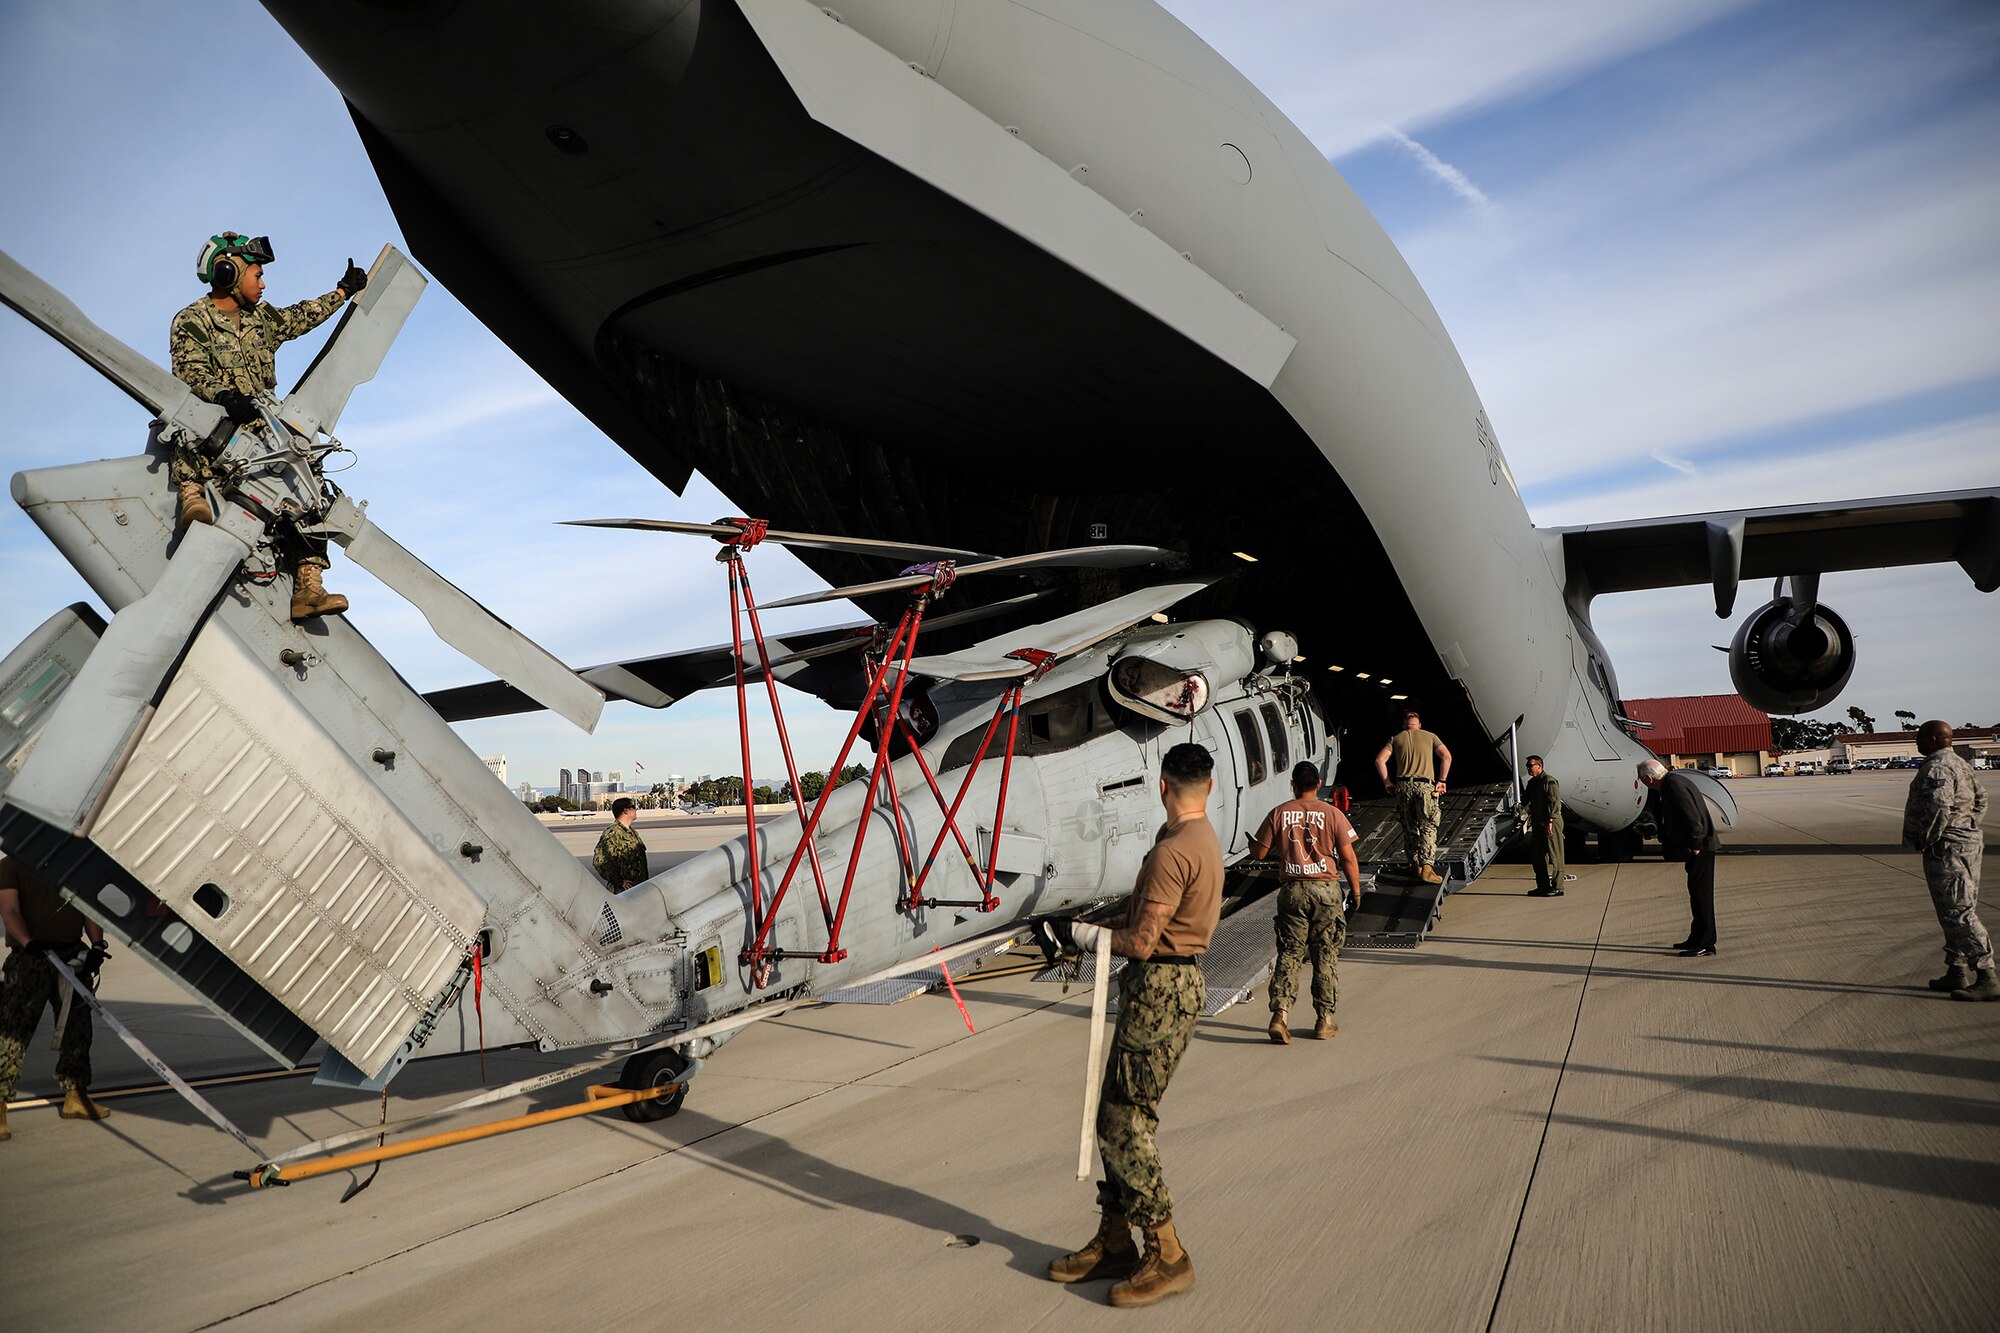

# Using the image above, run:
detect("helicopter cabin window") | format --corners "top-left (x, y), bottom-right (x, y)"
top-left (1233, 709), bottom-right (1267, 786)
top-left (1260, 703), bottom-right (1290, 775)
top-left (939, 678), bottom-right (1118, 771)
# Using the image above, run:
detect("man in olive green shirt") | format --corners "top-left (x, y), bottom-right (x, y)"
top-left (1375, 709), bottom-right (1451, 884)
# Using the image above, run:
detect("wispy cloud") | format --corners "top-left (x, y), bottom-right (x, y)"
top-left (1650, 452), bottom-right (1699, 478)
top-left (1380, 127), bottom-right (1497, 216)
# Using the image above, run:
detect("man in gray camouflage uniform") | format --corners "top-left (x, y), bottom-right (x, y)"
top-left (169, 231), bottom-right (368, 621)
top-left (1048, 742), bottom-right (1221, 1309)
top-left (1902, 721), bottom-right (1993, 1001)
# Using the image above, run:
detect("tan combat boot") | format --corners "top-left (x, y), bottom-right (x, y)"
top-left (177, 480), bottom-right (213, 528)
top-left (59, 1088), bottom-right (110, 1121)
top-left (1313, 1013), bottom-right (1339, 1039)
top-left (1267, 1013), bottom-right (1290, 1045)
top-left (1417, 864), bottom-right (1444, 885)
top-left (290, 563), bottom-right (350, 622)
top-left (1951, 967), bottom-right (2000, 1002)
top-left (1048, 1208), bottom-right (1139, 1283)
top-left (1929, 963), bottom-right (1976, 992)
top-left (1108, 1217), bottom-right (1195, 1307)
top-left (0, 1103), bottom-right (11, 1140)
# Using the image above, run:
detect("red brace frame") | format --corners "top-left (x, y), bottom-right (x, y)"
top-left (712, 521), bottom-right (1044, 985)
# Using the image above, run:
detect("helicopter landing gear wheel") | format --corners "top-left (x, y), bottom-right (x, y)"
top-left (618, 1047), bottom-right (689, 1122)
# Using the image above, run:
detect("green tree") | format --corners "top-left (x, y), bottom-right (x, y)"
top-left (1893, 709), bottom-right (1917, 731)
top-left (536, 794), bottom-right (579, 813)
top-left (1845, 706), bottom-right (1876, 734)
top-left (1771, 717), bottom-right (1838, 750)
top-left (752, 785), bottom-right (779, 805)
top-left (832, 763), bottom-right (868, 789)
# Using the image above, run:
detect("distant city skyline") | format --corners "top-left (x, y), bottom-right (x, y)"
top-left (0, 0), bottom-right (1992, 788)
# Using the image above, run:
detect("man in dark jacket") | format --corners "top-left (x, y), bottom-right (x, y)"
top-left (1639, 760), bottom-right (1722, 956)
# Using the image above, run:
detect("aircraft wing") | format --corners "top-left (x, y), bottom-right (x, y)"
top-left (423, 592), bottom-right (1058, 721)
top-left (904, 580), bottom-right (1218, 681)
top-left (1550, 488), bottom-right (2000, 616)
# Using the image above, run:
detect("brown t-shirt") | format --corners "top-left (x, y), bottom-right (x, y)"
top-left (0, 854), bottom-right (85, 946)
top-left (1254, 797), bottom-right (1357, 881)
top-left (1128, 814), bottom-right (1224, 955)
top-left (1388, 729), bottom-right (1441, 781)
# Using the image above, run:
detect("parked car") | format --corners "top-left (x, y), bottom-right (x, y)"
top-left (1795, 761), bottom-right (1821, 775)
top-left (1765, 763), bottom-right (1786, 777)
top-left (1829, 760), bottom-right (1853, 774)
top-left (1701, 765), bottom-right (1733, 779)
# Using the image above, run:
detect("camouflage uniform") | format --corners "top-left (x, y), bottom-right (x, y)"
top-left (1269, 879), bottom-right (1345, 1019)
top-left (1903, 749), bottom-right (1990, 970)
top-left (168, 290), bottom-right (345, 567)
top-left (1395, 778), bottom-right (1440, 868)
top-left (0, 949), bottom-right (93, 1101)
top-left (593, 821), bottom-right (648, 887)
top-left (1096, 960), bottom-right (1206, 1229)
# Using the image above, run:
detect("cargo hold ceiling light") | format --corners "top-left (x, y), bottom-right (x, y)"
top-left (1391, 693), bottom-right (1408, 700)
top-left (1327, 664), bottom-right (1344, 672)
top-left (1232, 551), bottom-right (1258, 562)
top-left (1356, 672), bottom-right (1371, 679)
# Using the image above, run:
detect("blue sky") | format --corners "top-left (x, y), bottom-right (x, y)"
top-left (1, 0), bottom-right (1995, 791)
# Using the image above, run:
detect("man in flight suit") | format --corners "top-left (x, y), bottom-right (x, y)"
top-left (1523, 755), bottom-right (1571, 897)
top-left (0, 854), bottom-right (111, 1138)
top-left (1902, 721), bottom-right (1993, 1000)
top-left (1252, 760), bottom-right (1362, 1043)
top-left (1376, 708), bottom-right (1451, 884)
top-left (169, 231), bottom-right (368, 621)
top-left (1047, 742), bottom-right (1222, 1308)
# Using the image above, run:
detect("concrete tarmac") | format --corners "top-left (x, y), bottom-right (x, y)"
top-left (4, 774), bottom-right (1995, 1331)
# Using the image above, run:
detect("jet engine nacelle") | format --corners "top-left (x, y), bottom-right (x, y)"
top-left (1727, 597), bottom-right (1856, 715)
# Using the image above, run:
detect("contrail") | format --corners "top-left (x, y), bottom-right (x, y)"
top-left (1383, 127), bottom-right (1495, 216)
top-left (1651, 451), bottom-right (1700, 477)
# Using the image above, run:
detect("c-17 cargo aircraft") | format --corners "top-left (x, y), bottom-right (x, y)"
top-left (1, 0), bottom-right (1995, 1170)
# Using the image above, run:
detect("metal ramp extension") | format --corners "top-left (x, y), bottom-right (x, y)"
top-left (1340, 781), bottom-right (1518, 948)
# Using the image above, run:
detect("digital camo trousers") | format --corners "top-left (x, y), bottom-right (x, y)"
top-left (1396, 778), bottom-right (1440, 867)
top-left (1269, 879), bottom-right (1345, 1017)
top-left (1924, 832), bottom-right (1991, 970)
top-left (0, 949), bottom-right (93, 1100)
top-left (1095, 960), bottom-right (1205, 1228)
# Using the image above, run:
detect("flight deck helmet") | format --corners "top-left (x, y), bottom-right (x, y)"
top-left (195, 231), bottom-right (276, 293)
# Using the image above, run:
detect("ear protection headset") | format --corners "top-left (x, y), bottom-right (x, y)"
top-left (196, 232), bottom-right (276, 291)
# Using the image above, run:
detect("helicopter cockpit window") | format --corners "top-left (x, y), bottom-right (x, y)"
top-left (1260, 702), bottom-right (1290, 775)
top-left (939, 678), bottom-right (1119, 771)
top-left (1233, 709), bottom-right (1267, 786)
top-left (1109, 656), bottom-right (1209, 721)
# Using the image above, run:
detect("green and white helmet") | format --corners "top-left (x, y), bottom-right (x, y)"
top-left (195, 231), bottom-right (275, 285)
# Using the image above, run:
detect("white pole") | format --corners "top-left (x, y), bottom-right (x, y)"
top-left (1077, 929), bottom-right (1113, 1180)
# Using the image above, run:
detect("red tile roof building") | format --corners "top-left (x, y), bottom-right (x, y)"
top-left (1621, 695), bottom-right (1775, 772)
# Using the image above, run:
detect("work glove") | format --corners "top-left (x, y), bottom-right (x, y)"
top-left (24, 938), bottom-right (56, 955)
top-left (339, 258), bottom-right (368, 297)
top-left (77, 942), bottom-right (109, 987)
top-left (214, 388), bottom-right (260, 425)
top-left (1048, 918), bottom-right (1107, 954)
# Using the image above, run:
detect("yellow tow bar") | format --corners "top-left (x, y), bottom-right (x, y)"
top-left (244, 1082), bottom-right (681, 1188)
